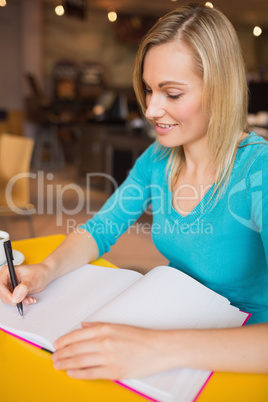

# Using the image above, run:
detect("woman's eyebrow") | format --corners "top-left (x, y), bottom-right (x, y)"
top-left (158, 80), bottom-right (187, 88)
top-left (142, 78), bottom-right (188, 88)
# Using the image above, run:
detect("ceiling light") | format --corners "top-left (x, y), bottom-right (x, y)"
top-left (205, 2), bottom-right (214, 8)
top-left (0, 0), bottom-right (7, 7)
top-left (55, 5), bottom-right (65, 16)
top-left (108, 11), bottom-right (117, 22)
top-left (253, 26), bottom-right (262, 36)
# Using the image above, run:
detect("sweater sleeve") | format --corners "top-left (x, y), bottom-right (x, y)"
top-left (80, 143), bottom-right (157, 257)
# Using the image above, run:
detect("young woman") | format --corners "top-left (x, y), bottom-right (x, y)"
top-left (0, 4), bottom-right (268, 379)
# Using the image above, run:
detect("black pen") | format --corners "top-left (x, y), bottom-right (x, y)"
top-left (4, 240), bottom-right (23, 316)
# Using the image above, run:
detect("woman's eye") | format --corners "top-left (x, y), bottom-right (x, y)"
top-left (144, 88), bottom-right (152, 94)
top-left (167, 93), bottom-right (183, 100)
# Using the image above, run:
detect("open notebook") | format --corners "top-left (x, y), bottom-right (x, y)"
top-left (0, 264), bottom-right (248, 402)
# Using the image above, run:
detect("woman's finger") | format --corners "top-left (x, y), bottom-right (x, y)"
top-left (66, 366), bottom-right (116, 380)
top-left (53, 338), bottom-right (103, 361)
top-left (22, 296), bottom-right (37, 305)
top-left (54, 322), bottom-right (106, 350)
top-left (53, 352), bottom-right (104, 371)
top-left (0, 282), bottom-right (16, 305)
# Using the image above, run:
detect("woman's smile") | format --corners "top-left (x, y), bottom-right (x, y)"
top-left (155, 122), bottom-right (178, 135)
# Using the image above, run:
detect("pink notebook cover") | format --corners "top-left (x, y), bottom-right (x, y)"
top-left (0, 311), bottom-right (251, 402)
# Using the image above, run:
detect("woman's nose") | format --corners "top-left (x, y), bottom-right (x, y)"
top-left (145, 94), bottom-right (165, 120)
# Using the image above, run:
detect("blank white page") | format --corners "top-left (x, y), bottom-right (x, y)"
top-left (0, 264), bottom-right (142, 350)
top-left (86, 266), bottom-right (247, 402)
top-left (87, 266), bottom-right (242, 329)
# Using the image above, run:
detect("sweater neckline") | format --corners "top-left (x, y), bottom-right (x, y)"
top-left (167, 181), bottom-right (215, 225)
top-left (165, 132), bottom-right (258, 225)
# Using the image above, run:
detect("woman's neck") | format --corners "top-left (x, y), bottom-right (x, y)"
top-left (182, 135), bottom-right (212, 178)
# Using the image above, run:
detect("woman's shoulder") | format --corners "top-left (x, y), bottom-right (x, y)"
top-left (128, 141), bottom-right (170, 184)
top-left (237, 132), bottom-right (268, 169)
top-left (239, 131), bottom-right (268, 151)
top-left (137, 141), bottom-right (170, 166)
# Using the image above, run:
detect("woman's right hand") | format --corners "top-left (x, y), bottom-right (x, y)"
top-left (0, 230), bottom-right (99, 308)
top-left (0, 263), bottom-right (52, 307)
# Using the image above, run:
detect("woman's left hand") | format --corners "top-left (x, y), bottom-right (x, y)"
top-left (52, 322), bottom-right (174, 380)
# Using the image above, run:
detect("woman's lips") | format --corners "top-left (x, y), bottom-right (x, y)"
top-left (155, 123), bottom-right (177, 135)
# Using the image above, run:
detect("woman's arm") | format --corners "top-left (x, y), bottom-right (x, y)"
top-left (166, 323), bottom-right (268, 374)
top-left (52, 321), bottom-right (268, 380)
top-left (43, 229), bottom-right (99, 281)
top-left (0, 229), bottom-right (98, 306)
top-left (0, 144), bottom-right (155, 307)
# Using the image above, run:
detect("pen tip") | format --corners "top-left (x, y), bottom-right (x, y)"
top-left (18, 304), bottom-right (23, 316)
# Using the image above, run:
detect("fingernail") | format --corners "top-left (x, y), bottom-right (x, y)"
top-left (29, 298), bottom-right (37, 304)
top-left (53, 361), bottom-right (60, 369)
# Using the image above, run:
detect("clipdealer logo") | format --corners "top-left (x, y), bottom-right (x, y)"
top-left (4, 172), bottom-right (118, 226)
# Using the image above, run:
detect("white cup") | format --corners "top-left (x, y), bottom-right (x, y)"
top-left (0, 231), bottom-right (10, 266)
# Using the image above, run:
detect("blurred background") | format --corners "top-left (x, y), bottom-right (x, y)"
top-left (0, 0), bottom-right (267, 272)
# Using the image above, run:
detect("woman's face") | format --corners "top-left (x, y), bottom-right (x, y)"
top-left (143, 40), bottom-right (209, 149)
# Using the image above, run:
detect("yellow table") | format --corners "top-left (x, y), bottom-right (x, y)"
top-left (0, 235), bottom-right (267, 402)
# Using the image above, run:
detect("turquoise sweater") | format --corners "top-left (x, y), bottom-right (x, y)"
top-left (81, 132), bottom-right (268, 325)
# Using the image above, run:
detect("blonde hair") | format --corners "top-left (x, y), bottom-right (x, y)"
top-left (133, 4), bottom-right (248, 195)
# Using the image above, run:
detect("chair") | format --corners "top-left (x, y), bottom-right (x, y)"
top-left (0, 133), bottom-right (35, 237)
top-left (36, 60), bottom-right (81, 166)
top-left (25, 73), bottom-right (66, 170)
